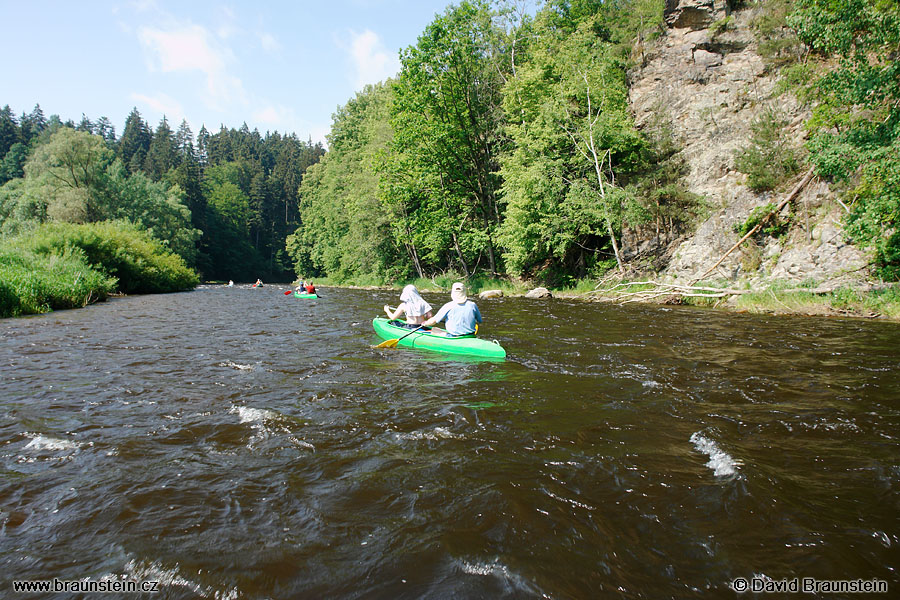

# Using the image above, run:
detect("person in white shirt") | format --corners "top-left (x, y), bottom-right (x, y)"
top-left (384, 285), bottom-right (433, 328)
top-left (422, 282), bottom-right (482, 336)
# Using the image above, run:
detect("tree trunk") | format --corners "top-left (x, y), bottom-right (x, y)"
top-left (451, 231), bottom-right (470, 278)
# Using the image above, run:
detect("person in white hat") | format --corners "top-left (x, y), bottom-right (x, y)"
top-left (422, 282), bottom-right (482, 336)
top-left (384, 284), bottom-right (433, 328)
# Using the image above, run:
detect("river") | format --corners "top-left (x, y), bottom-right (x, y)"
top-left (1, 285), bottom-right (897, 598)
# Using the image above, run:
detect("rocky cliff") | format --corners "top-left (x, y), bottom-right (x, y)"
top-left (627, 0), bottom-right (869, 287)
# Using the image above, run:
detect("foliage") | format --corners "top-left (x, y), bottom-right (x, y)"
top-left (734, 108), bottom-right (800, 192)
top-left (0, 105), bottom-right (324, 282)
top-left (498, 6), bottom-right (648, 280)
top-left (0, 247), bottom-right (115, 318)
top-left (5, 221), bottom-right (198, 294)
top-left (787, 0), bottom-right (900, 279)
top-left (733, 202), bottom-right (790, 238)
top-left (751, 0), bottom-right (804, 67)
top-left (385, 0), bottom-right (507, 278)
top-left (288, 82), bottom-right (402, 283)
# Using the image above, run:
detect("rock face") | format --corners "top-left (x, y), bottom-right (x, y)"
top-left (665, 0), bottom-right (718, 30)
top-left (525, 287), bottom-right (552, 299)
top-left (628, 4), bottom-right (869, 284)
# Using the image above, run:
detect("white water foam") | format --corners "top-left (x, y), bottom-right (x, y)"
top-left (458, 559), bottom-right (540, 595)
top-left (229, 405), bottom-right (277, 424)
top-left (24, 434), bottom-right (82, 452)
top-left (219, 360), bottom-right (254, 371)
top-left (123, 559), bottom-right (240, 600)
top-left (395, 427), bottom-right (461, 441)
top-left (690, 432), bottom-right (739, 477)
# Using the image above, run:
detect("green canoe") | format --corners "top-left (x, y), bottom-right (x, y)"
top-left (372, 317), bottom-right (506, 359)
top-left (293, 291), bottom-right (318, 299)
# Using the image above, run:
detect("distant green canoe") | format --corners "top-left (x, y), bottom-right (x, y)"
top-left (372, 317), bottom-right (506, 359)
top-left (293, 292), bottom-right (318, 299)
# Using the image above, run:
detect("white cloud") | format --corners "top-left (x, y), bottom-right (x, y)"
top-left (259, 32), bottom-right (280, 53)
top-left (138, 23), bottom-right (246, 110)
top-left (252, 105), bottom-right (294, 126)
top-left (130, 92), bottom-right (184, 119)
top-left (345, 29), bottom-right (400, 89)
top-left (216, 6), bottom-right (238, 40)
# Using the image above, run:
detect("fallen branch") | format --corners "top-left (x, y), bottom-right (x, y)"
top-left (692, 167), bottom-right (816, 283)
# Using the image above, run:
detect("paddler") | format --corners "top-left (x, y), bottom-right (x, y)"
top-left (422, 282), bottom-right (481, 336)
top-left (384, 284), bottom-right (433, 329)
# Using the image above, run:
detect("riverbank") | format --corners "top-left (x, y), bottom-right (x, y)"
top-left (0, 222), bottom-right (198, 319)
top-left (308, 275), bottom-right (900, 321)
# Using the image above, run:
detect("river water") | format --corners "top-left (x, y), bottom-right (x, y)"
top-left (1, 285), bottom-right (897, 598)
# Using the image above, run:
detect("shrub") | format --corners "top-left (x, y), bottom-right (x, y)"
top-left (733, 202), bottom-right (791, 238)
top-left (0, 248), bottom-right (115, 317)
top-left (8, 221), bottom-right (199, 294)
top-left (734, 109), bottom-right (801, 192)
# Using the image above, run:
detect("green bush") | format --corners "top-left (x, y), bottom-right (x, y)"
top-left (733, 202), bottom-right (791, 238)
top-left (0, 248), bottom-right (115, 317)
top-left (734, 109), bottom-right (801, 192)
top-left (7, 221), bottom-right (199, 294)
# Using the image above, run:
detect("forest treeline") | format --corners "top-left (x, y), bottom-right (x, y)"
top-left (0, 104), bottom-right (324, 282)
top-left (2, 0), bottom-right (898, 301)
top-left (290, 0), bottom-right (899, 284)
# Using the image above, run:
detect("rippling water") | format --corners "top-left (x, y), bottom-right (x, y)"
top-left (1, 285), bottom-right (898, 598)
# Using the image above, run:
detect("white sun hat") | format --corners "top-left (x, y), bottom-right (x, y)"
top-left (450, 282), bottom-right (467, 304)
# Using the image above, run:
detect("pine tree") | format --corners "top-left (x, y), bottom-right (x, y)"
top-left (145, 116), bottom-right (177, 180)
top-left (118, 108), bottom-right (151, 174)
top-left (175, 119), bottom-right (195, 163)
top-left (95, 116), bottom-right (116, 147)
top-left (196, 125), bottom-right (210, 168)
top-left (0, 105), bottom-right (18, 156)
top-left (77, 113), bottom-right (93, 133)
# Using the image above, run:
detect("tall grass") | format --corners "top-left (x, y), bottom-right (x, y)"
top-left (0, 221), bottom-right (199, 318)
top-left (0, 248), bottom-right (115, 317)
top-left (9, 221), bottom-right (198, 294)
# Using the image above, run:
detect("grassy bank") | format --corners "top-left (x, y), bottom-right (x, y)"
top-left (578, 279), bottom-right (900, 320)
top-left (307, 273), bottom-right (900, 321)
top-left (0, 221), bottom-right (199, 318)
top-left (728, 285), bottom-right (900, 319)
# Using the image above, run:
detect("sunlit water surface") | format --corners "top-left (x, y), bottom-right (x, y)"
top-left (1, 285), bottom-right (897, 598)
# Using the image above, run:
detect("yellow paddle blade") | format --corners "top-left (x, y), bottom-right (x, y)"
top-left (375, 338), bottom-right (400, 348)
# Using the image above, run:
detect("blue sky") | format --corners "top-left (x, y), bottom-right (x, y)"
top-left (0, 0), bottom-right (456, 146)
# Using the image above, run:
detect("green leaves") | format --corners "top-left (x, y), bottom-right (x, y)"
top-left (790, 0), bottom-right (900, 279)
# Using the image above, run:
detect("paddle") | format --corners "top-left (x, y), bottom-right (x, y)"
top-left (284, 290), bottom-right (292, 295)
top-left (376, 324), bottom-right (426, 349)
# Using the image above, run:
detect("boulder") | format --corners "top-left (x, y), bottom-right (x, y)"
top-left (478, 289), bottom-right (503, 299)
top-left (525, 287), bottom-right (552, 299)
top-left (693, 49), bottom-right (723, 68)
top-left (665, 0), bottom-right (717, 30)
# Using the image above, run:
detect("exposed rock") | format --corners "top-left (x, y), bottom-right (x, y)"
top-left (626, 5), bottom-right (872, 288)
top-left (478, 289), bottom-right (503, 299)
top-left (766, 216), bottom-right (868, 283)
top-left (665, 0), bottom-right (717, 30)
top-left (693, 49), bottom-right (722, 67)
top-left (525, 287), bottom-right (552, 299)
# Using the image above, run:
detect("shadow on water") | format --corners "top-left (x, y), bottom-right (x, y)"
top-left (1, 285), bottom-right (898, 598)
